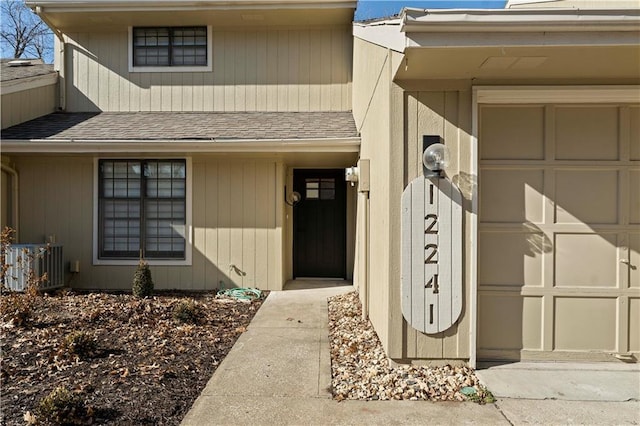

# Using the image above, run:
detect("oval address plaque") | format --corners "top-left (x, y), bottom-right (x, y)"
top-left (401, 176), bottom-right (463, 334)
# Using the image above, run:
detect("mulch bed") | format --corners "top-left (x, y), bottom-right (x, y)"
top-left (0, 290), bottom-right (265, 425)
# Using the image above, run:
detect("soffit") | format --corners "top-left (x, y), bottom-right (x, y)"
top-left (32, 2), bottom-right (355, 31)
top-left (395, 44), bottom-right (640, 80)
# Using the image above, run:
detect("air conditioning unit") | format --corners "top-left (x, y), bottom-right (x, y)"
top-left (2, 244), bottom-right (64, 291)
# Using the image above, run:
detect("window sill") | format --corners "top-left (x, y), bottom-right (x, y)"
top-left (128, 64), bottom-right (212, 73)
top-left (92, 258), bottom-right (191, 266)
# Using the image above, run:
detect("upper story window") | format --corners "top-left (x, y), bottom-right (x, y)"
top-left (128, 26), bottom-right (212, 73)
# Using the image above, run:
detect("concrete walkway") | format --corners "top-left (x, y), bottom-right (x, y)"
top-left (182, 283), bottom-right (640, 425)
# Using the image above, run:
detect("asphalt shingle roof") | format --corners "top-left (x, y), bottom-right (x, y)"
top-left (1, 59), bottom-right (56, 82)
top-left (1, 111), bottom-right (358, 141)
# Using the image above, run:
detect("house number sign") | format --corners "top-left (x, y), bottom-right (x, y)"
top-left (401, 176), bottom-right (462, 334)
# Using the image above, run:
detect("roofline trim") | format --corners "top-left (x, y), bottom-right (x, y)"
top-left (400, 7), bottom-right (640, 33)
top-left (27, 0), bottom-right (357, 13)
top-left (0, 72), bottom-right (58, 95)
top-left (474, 85), bottom-right (640, 104)
top-left (0, 137), bottom-right (361, 154)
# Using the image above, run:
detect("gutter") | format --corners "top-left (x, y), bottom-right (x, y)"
top-left (0, 137), bottom-right (362, 154)
top-left (25, 0), bottom-right (357, 12)
top-left (33, 6), bottom-right (66, 111)
top-left (1, 164), bottom-right (19, 240)
top-left (400, 7), bottom-right (640, 33)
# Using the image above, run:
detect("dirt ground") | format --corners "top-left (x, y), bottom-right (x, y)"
top-left (0, 290), bottom-right (265, 425)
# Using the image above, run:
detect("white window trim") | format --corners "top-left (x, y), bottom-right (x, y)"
top-left (92, 156), bottom-right (193, 266)
top-left (128, 26), bottom-right (213, 73)
top-left (469, 84), bottom-right (640, 368)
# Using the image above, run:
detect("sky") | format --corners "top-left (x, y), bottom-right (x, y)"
top-left (1, 0), bottom-right (508, 61)
top-left (354, 0), bottom-right (508, 20)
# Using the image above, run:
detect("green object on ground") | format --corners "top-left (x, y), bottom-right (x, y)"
top-left (460, 386), bottom-right (477, 396)
top-left (218, 287), bottom-right (262, 301)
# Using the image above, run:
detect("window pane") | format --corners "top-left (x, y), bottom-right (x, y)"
top-left (133, 26), bottom-right (206, 67)
top-left (143, 160), bottom-right (186, 258)
top-left (320, 178), bottom-right (335, 200)
top-left (101, 193), bottom-right (141, 257)
top-left (100, 159), bottom-right (185, 259)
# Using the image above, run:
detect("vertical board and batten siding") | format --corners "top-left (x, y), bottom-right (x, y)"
top-left (1, 83), bottom-right (58, 129)
top-left (14, 156), bottom-right (284, 291)
top-left (351, 37), bottom-right (394, 348)
top-left (63, 27), bottom-right (352, 113)
top-left (1, 169), bottom-right (10, 230)
top-left (398, 90), bottom-right (473, 360)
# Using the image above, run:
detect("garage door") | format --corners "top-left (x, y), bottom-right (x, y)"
top-left (478, 103), bottom-right (640, 362)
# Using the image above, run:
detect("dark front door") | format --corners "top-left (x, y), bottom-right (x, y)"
top-left (293, 169), bottom-right (346, 278)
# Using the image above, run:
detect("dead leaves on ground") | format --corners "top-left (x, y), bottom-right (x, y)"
top-left (0, 291), bottom-right (264, 425)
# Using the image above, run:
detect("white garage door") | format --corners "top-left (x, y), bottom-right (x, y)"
top-left (478, 102), bottom-right (640, 362)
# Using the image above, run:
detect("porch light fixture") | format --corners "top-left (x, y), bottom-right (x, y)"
top-left (285, 187), bottom-right (302, 207)
top-left (423, 143), bottom-right (450, 178)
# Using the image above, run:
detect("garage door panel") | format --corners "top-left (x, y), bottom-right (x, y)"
top-left (630, 106), bottom-right (640, 161)
top-left (555, 106), bottom-right (619, 160)
top-left (555, 170), bottom-right (618, 224)
top-left (479, 232), bottom-right (543, 287)
top-left (479, 99), bottom-right (638, 363)
top-left (480, 169), bottom-right (544, 223)
top-left (629, 234), bottom-right (640, 288)
top-left (479, 294), bottom-right (542, 351)
top-left (630, 170), bottom-right (640, 224)
top-left (630, 298), bottom-right (640, 352)
top-left (554, 297), bottom-right (617, 351)
top-left (480, 105), bottom-right (544, 160)
top-left (555, 233), bottom-right (619, 288)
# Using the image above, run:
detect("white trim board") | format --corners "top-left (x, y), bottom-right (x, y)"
top-left (0, 137), bottom-right (362, 154)
top-left (29, 0), bottom-right (357, 12)
top-left (469, 84), bottom-right (640, 368)
top-left (0, 72), bottom-right (58, 95)
top-left (475, 85), bottom-right (640, 104)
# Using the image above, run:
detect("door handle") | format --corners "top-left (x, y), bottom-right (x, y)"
top-left (620, 259), bottom-right (630, 265)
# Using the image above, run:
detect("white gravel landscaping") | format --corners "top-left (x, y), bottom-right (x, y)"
top-left (328, 291), bottom-right (492, 402)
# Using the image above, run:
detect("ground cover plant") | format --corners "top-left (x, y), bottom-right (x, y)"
top-left (0, 289), bottom-right (265, 425)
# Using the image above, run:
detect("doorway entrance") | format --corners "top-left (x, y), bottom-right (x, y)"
top-left (293, 169), bottom-right (346, 278)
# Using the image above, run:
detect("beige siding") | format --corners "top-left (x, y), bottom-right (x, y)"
top-left (394, 90), bottom-right (473, 361)
top-left (352, 38), bottom-right (394, 353)
top-left (63, 26), bottom-right (352, 112)
top-left (355, 36), bottom-right (475, 360)
top-left (1, 168), bottom-right (10, 230)
top-left (14, 156), bottom-right (285, 291)
top-left (1, 83), bottom-right (58, 129)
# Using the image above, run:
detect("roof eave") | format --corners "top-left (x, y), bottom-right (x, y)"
top-left (0, 72), bottom-right (58, 95)
top-left (400, 7), bottom-right (640, 33)
top-left (26, 0), bottom-right (357, 12)
top-left (0, 137), bottom-right (361, 154)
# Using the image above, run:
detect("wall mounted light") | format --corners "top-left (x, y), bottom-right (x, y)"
top-left (422, 135), bottom-right (449, 178)
top-left (284, 186), bottom-right (302, 207)
top-left (345, 166), bottom-right (359, 186)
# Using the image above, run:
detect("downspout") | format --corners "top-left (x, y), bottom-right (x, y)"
top-left (363, 191), bottom-right (370, 320)
top-left (1, 164), bottom-right (19, 241)
top-left (34, 6), bottom-right (66, 111)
